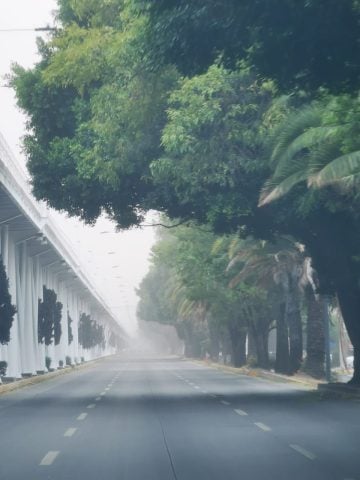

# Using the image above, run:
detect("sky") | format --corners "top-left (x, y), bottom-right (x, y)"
top-left (0, 0), bottom-right (156, 335)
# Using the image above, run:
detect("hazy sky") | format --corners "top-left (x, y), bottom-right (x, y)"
top-left (0, 0), bottom-right (156, 334)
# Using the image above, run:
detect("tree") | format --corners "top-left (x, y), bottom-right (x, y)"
top-left (38, 286), bottom-right (63, 346)
top-left (11, 0), bottom-right (360, 383)
top-left (140, 0), bottom-right (360, 93)
top-left (260, 96), bottom-right (360, 206)
top-left (227, 237), bottom-right (304, 374)
top-left (78, 313), bottom-right (105, 349)
top-left (258, 97), bottom-right (360, 383)
top-left (0, 255), bottom-right (16, 344)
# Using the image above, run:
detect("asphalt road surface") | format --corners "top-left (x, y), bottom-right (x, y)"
top-left (0, 354), bottom-right (359, 480)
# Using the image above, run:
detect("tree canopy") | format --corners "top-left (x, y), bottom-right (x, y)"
top-left (11, 0), bottom-right (360, 383)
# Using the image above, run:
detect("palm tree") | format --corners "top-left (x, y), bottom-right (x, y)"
top-left (259, 96), bottom-right (360, 206)
top-left (227, 237), bottom-right (304, 374)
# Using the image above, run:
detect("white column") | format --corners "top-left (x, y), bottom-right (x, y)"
top-left (5, 231), bottom-right (21, 378)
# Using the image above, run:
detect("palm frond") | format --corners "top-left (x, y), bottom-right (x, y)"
top-left (259, 168), bottom-right (309, 206)
top-left (310, 150), bottom-right (360, 187)
top-left (269, 105), bottom-right (322, 166)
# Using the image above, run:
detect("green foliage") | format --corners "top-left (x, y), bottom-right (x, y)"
top-left (140, 0), bottom-right (360, 93)
top-left (38, 286), bottom-right (63, 346)
top-left (260, 95), bottom-right (360, 205)
top-left (67, 312), bottom-right (74, 345)
top-left (0, 255), bottom-right (16, 345)
top-left (151, 64), bottom-right (274, 231)
top-left (78, 313), bottom-right (105, 349)
top-left (0, 361), bottom-right (8, 376)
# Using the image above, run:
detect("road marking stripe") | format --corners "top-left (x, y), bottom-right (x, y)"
top-left (234, 409), bottom-right (248, 416)
top-left (64, 427), bottom-right (77, 437)
top-left (194, 385), bottom-right (200, 389)
top-left (210, 394), bottom-right (217, 398)
top-left (201, 390), bottom-right (208, 394)
top-left (77, 412), bottom-right (88, 421)
top-left (220, 400), bottom-right (231, 406)
top-left (40, 451), bottom-right (59, 466)
top-left (254, 422), bottom-right (271, 432)
top-left (95, 397), bottom-right (101, 401)
top-left (289, 444), bottom-right (316, 460)
top-left (87, 404), bottom-right (96, 409)
top-left (100, 392), bottom-right (106, 396)
top-left (105, 387), bottom-right (110, 391)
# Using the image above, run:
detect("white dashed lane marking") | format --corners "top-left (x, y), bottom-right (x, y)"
top-left (87, 404), bottom-right (96, 409)
top-left (234, 409), bottom-right (248, 416)
top-left (64, 427), bottom-right (77, 437)
top-left (220, 400), bottom-right (231, 406)
top-left (254, 422), bottom-right (271, 432)
top-left (40, 451), bottom-right (60, 466)
top-left (77, 412), bottom-right (88, 421)
top-left (95, 397), bottom-right (101, 401)
top-left (289, 444), bottom-right (316, 460)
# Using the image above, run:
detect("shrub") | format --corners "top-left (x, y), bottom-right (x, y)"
top-left (59, 360), bottom-right (64, 368)
top-left (0, 361), bottom-right (7, 376)
top-left (0, 256), bottom-right (16, 344)
top-left (38, 286), bottom-right (63, 345)
top-left (65, 355), bottom-right (72, 366)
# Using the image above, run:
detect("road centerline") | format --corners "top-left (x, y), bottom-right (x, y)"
top-left (254, 422), bottom-right (271, 432)
top-left (40, 451), bottom-right (60, 466)
top-left (234, 408), bottom-right (248, 416)
top-left (289, 444), bottom-right (316, 460)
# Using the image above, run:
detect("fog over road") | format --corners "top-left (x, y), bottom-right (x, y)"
top-left (0, 355), bottom-right (359, 480)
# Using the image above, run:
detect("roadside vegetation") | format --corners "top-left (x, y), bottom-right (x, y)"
top-left (10, 0), bottom-right (360, 382)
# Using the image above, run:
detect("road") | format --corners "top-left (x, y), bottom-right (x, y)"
top-left (0, 355), bottom-right (359, 480)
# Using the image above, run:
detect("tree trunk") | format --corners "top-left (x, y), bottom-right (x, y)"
top-left (286, 282), bottom-right (303, 375)
top-left (247, 329), bottom-right (257, 364)
top-left (208, 320), bottom-right (220, 361)
top-left (228, 324), bottom-right (247, 367)
top-left (249, 321), bottom-right (270, 369)
top-left (336, 286), bottom-right (360, 384)
top-left (303, 289), bottom-right (325, 378)
top-left (275, 302), bottom-right (290, 374)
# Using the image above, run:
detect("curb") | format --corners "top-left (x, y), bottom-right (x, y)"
top-left (0, 356), bottom-right (108, 396)
top-left (317, 383), bottom-right (360, 398)
top-left (192, 359), bottom-right (319, 389)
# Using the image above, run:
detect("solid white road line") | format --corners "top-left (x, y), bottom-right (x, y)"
top-left (254, 422), bottom-right (271, 432)
top-left (220, 400), bottom-right (231, 406)
top-left (40, 451), bottom-right (60, 466)
top-left (77, 412), bottom-right (88, 421)
top-left (87, 404), bottom-right (96, 409)
top-left (234, 409), bottom-right (248, 416)
top-left (64, 427), bottom-right (77, 437)
top-left (289, 444), bottom-right (316, 460)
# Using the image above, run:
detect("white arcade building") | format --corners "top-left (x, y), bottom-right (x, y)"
top-left (0, 132), bottom-right (127, 379)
